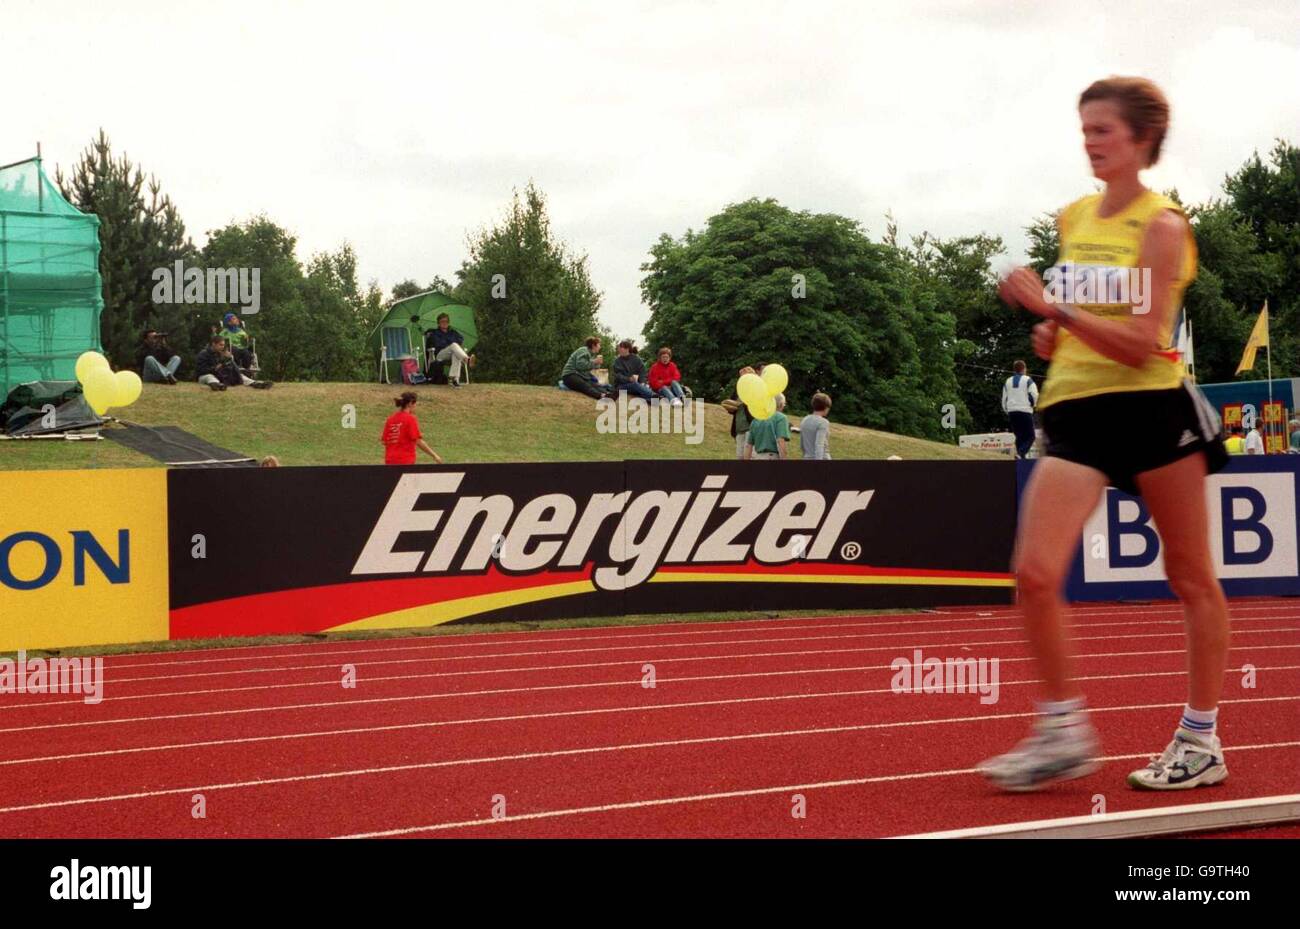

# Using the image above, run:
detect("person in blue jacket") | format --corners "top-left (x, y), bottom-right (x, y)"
top-left (424, 313), bottom-right (475, 387)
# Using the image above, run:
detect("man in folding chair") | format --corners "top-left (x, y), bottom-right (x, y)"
top-left (424, 313), bottom-right (475, 388)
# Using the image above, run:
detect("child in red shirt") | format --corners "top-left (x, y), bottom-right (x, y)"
top-left (648, 346), bottom-right (688, 406)
top-left (381, 392), bottom-right (443, 465)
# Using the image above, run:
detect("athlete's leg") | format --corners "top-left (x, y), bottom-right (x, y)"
top-left (1013, 456), bottom-right (1109, 701)
top-left (980, 456), bottom-right (1109, 791)
top-left (1126, 451), bottom-right (1230, 790)
top-left (1135, 452), bottom-right (1229, 710)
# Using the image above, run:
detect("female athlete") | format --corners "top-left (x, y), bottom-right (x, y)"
top-left (981, 77), bottom-right (1230, 792)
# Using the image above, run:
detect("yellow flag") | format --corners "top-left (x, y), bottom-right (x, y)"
top-left (1235, 301), bottom-right (1270, 375)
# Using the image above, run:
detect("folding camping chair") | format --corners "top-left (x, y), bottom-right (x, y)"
top-left (426, 347), bottom-right (470, 385)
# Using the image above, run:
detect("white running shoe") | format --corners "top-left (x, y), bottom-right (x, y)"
top-left (978, 711), bottom-right (1100, 792)
top-left (671, 398), bottom-right (683, 407)
top-left (1127, 729), bottom-right (1228, 790)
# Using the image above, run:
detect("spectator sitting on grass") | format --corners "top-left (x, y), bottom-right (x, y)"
top-left (425, 312), bottom-right (474, 388)
top-left (561, 337), bottom-right (609, 400)
top-left (196, 335), bottom-right (272, 391)
top-left (221, 313), bottom-right (254, 373)
top-left (799, 392), bottom-right (832, 460)
top-left (611, 340), bottom-right (654, 401)
top-left (138, 330), bottom-right (181, 384)
top-left (745, 392), bottom-right (791, 460)
top-left (648, 346), bottom-right (687, 406)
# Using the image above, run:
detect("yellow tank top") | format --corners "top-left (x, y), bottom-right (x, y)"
top-left (1038, 190), bottom-right (1197, 409)
top-left (1225, 436), bottom-right (1244, 455)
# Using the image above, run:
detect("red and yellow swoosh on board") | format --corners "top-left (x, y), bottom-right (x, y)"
top-left (168, 562), bottom-right (1014, 639)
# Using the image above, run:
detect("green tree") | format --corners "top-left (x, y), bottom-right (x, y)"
top-left (391, 278), bottom-right (425, 301)
top-left (454, 182), bottom-right (604, 383)
top-left (56, 130), bottom-right (195, 370)
top-left (200, 217), bottom-right (309, 382)
top-left (391, 275), bottom-right (457, 302)
top-left (642, 198), bottom-right (957, 437)
top-left (1219, 141), bottom-right (1299, 379)
top-left (902, 233), bottom-right (1024, 434)
top-left (1183, 200), bottom-right (1273, 382)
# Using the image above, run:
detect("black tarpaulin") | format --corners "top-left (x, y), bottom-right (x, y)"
top-left (103, 423), bottom-right (257, 468)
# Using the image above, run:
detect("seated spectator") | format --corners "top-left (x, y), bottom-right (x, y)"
top-left (1289, 419), bottom-right (1300, 453)
top-left (196, 335), bottom-right (272, 391)
top-left (220, 313), bottom-right (255, 373)
top-left (800, 392), bottom-right (833, 459)
top-left (649, 346), bottom-right (687, 406)
top-left (425, 313), bottom-right (475, 388)
top-left (561, 337), bottom-right (609, 400)
top-left (611, 340), bottom-right (654, 401)
top-left (138, 330), bottom-right (181, 384)
top-left (745, 393), bottom-right (791, 460)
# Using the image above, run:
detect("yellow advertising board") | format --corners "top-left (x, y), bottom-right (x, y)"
top-left (0, 469), bottom-right (169, 651)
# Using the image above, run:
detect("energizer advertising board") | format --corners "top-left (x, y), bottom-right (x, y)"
top-left (167, 460), bottom-right (1016, 638)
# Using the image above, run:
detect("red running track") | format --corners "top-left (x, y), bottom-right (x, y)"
top-left (1, 598), bottom-right (1297, 838)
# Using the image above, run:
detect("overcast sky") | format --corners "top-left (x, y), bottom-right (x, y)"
top-left (5, 0), bottom-right (1297, 337)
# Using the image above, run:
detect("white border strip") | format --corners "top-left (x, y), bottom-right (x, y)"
top-left (899, 793), bottom-right (1300, 839)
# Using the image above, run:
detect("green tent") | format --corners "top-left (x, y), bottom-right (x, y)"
top-left (370, 290), bottom-right (477, 383)
top-left (0, 155), bottom-right (103, 397)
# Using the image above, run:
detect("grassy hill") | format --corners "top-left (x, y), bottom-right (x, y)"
top-left (0, 381), bottom-right (999, 470)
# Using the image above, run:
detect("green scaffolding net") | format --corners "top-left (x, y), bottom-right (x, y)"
top-left (0, 156), bottom-right (103, 397)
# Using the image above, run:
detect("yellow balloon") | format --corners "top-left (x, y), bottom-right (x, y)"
top-left (749, 395), bottom-right (777, 420)
top-left (75, 351), bottom-right (111, 385)
top-left (761, 363), bottom-right (788, 396)
top-left (113, 370), bottom-right (143, 408)
top-left (737, 373), bottom-right (768, 408)
top-left (83, 367), bottom-right (118, 415)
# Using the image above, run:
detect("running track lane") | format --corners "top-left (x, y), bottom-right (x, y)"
top-left (0, 600), bottom-right (1296, 838)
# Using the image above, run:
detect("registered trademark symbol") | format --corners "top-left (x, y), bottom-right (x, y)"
top-left (840, 541), bottom-right (862, 560)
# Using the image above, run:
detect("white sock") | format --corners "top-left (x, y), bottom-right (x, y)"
top-left (1179, 704), bottom-right (1217, 740)
top-left (1038, 696), bottom-right (1085, 717)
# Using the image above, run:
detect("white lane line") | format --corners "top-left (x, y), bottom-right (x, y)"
top-left (1, 699), bottom-right (1296, 819)
top-left (335, 739), bottom-right (1300, 838)
top-left (97, 603), bottom-right (1300, 671)
top-left (91, 615), bottom-right (1295, 685)
top-left (3, 668), bottom-right (1298, 767)
top-left (5, 641), bottom-right (1300, 720)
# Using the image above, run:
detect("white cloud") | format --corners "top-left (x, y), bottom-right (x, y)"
top-left (3, 0), bottom-right (1296, 341)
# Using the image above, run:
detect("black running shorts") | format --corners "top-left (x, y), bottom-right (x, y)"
top-left (1039, 381), bottom-right (1229, 496)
